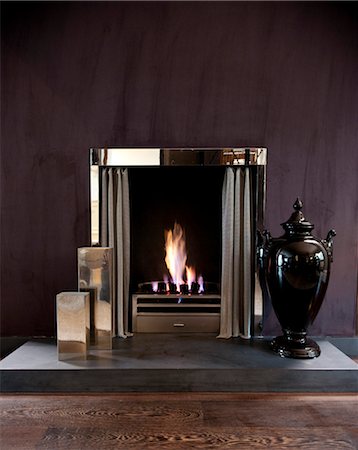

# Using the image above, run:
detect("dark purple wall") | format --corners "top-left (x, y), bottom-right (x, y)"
top-left (1, 2), bottom-right (357, 336)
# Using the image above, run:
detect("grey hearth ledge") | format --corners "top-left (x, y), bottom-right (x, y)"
top-left (0, 334), bottom-right (357, 393)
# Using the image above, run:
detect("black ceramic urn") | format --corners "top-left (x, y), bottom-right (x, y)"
top-left (259, 199), bottom-right (336, 358)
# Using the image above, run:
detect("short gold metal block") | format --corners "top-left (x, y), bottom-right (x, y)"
top-left (56, 292), bottom-right (90, 361)
top-left (78, 247), bottom-right (113, 350)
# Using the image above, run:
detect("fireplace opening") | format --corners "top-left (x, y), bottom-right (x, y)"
top-left (128, 167), bottom-right (224, 333)
top-left (129, 167), bottom-right (225, 298)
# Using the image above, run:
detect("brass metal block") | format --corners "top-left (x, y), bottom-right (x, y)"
top-left (56, 292), bottom-right (90, 361)
top-left (78, 247), bottom-right (113, 350)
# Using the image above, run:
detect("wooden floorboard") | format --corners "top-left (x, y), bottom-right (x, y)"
top-left (0, 393), bottom-right (357, 449)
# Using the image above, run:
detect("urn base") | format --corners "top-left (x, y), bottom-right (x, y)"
top-left (271, 332), bottom-right (321, 359)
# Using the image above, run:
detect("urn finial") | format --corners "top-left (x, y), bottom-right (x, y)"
top-left (281, 198), bottom-right (314, 236)
top-left (293, 198), bottom-right (303, 211)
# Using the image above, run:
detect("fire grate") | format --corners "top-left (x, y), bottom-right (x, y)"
top-left (137, 281), bottom-right (220, 295)
top-left (132, 294), bottom-right (221, 333)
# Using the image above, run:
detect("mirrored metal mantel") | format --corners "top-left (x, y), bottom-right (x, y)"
top-left (90, 147), bottom-right (267, 244)
top-left (89, 147), bottom-right (267, 335)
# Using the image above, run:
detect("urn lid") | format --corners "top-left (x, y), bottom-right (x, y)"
top-left (281, 198), bottom-right (314, 235)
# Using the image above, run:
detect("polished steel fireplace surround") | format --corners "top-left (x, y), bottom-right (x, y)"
top-left (85, 148), bottom-right (267, 341)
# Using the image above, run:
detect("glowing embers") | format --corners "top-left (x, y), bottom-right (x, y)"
top-left (139, 280), bottom-right (219, 295)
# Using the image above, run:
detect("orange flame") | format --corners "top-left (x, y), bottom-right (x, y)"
top-left (186, 266), bottom-right (196, 290)
top-left (165, 222), bottom-right (187, 291)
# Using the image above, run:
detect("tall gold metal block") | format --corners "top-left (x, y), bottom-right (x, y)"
top-left (56, 292), bottom-right (90, 361)
top-left (78, 247), bottom-right (113, 350)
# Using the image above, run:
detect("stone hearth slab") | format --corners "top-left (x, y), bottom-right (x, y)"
top-left (0, 335), bottom-right (357, 392)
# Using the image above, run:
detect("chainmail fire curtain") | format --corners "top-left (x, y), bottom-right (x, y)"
top-left (219, 167), bottom-right (254, 339)
top-left (100, 168), bottom-right (132, 338)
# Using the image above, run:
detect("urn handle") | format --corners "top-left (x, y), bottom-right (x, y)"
top-left (257, 229), bottom-right (272, 265)
top-left (257, 229), bottom-right (272, 248)
top-left (322, 229), bottom-right (336, 262)
top-left (262, 229), bottom-right (272, 246)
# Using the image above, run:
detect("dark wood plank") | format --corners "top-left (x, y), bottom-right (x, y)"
top-left (202, 397), bottom-right (358, 428)
top-left (36, 426), bottom-right (357, 449)
top-left (0, 426), bottom-right (47, 450)
top-left (1, 393), bottom-right (357, 449)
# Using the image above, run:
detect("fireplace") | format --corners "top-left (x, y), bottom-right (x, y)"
top-left (88, 148), bottom-right (267, 338)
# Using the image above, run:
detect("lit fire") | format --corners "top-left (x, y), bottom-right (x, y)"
top-left (164, 222), bottom-right (204, 294)
top-left (186, 266), bottom-right (196, 291)
top-left (165, 222), bottom-right (187, 291)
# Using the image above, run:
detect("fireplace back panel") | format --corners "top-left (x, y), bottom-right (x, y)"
top-left (129, 167), bottom-right (225, 293)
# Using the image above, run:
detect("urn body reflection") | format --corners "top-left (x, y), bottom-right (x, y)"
top-left (259, 199), bottom-right (335, 358)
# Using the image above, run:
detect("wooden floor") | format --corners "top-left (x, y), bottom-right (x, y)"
top-left (0, 393), bottom-right (357, 449)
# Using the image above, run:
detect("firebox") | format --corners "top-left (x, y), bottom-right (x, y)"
top-left (89, 148), bottom-right (267, 338)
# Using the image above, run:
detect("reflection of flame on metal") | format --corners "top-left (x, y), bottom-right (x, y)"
top-left (151, 281), bottom-right (158, 293)
top-left (164, 222), bottom-right (204, 294)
